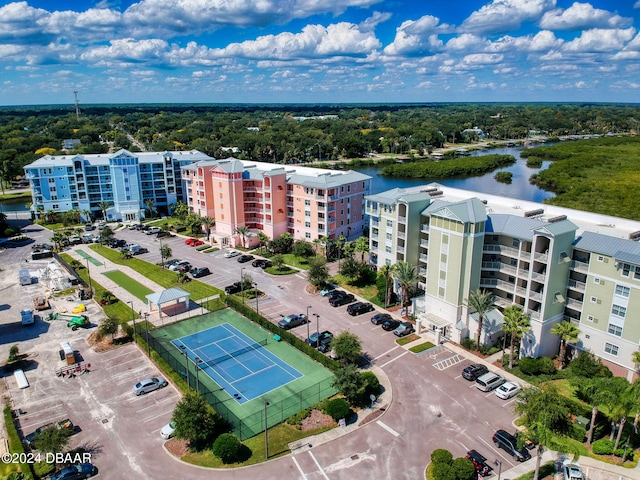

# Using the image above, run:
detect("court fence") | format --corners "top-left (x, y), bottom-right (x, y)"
top-left (148, 330), bottom-right (337, 440)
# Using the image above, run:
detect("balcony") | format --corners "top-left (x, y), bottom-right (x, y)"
top-left (567, 279), bottom-right (586, 292)
top-left (397, 231), bottom-right (406, 240)
top-left (421, 224), bottom-right (429, 233)
top-left (419, 254), bottom-right (428, 262)
top-left (243, 186), bottom-right (263, 193)
top-left (371, 219), bottom-right (379, 227)
top-left (531, 271), bottom-right (546, 282)
top-left (527, 310), bottom-right (540, 321)
top-left (483, 244), bottom-right (521, 257)
top-left (396, 245), bottom-right (405, 254)
top-left (420, 239), bottom-right (429, 247)
top-left (397, 216), bottom-right (407, 224)
top-left (533, 251), bottom-right (549, 262)
top-left (418, 267), bottom-right (427, 276)
top-left (529, 291), bottom-right (543, 301)
top-left (565, 298), bottom-right (583, 310)
top-left (571, 260), bottom-right (589, 272)
top-left (328, 206), bottom-right (336, 213)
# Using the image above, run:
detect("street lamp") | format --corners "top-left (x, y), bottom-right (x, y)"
top-left (264, 401), bottom-right (270, 459)
top-left (306, 305), bottom-right (312, 341)
top-left (195, 357), bottom-right (202, 393)
top-left (85, 258), bottom-right (93, 294)
top-left (240, 267), bottom-right (246, 304)
top-left (495, 459), bottom-right (502, 480)
top-left (143, 312), bottom-right (150, 356)
top-left (253, 282), bottom-right (259, 315)
top-left (313, 313), bottom-right (320, 348)
top-left (128, 301), bottom-right (136, 341)
top-left (179, 345), bottom-right (190, 394)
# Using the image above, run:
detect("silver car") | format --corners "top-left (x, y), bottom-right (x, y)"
top-left (132, 377), bottom-right (167, 395)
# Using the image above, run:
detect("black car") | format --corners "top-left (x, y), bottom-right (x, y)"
top-left (224, 282), bottom-right (242, 294)
top-left (492, 430), bottom-right (531, 462)
top-left (393, 321), bottom-right (415, 337)
top-left (462, 363), bottom-right (489, 381)
top-left (306, 331), bottom-right (333, 352)
top-left (346, 302), bottom-right (374, 316)
top-left (329, 293), bottom-right (355, 307)
top-left (237, 254), bottom-right (254, 263)
top-left (381, 319), bottom-right (401, 331)
top-left (466, 450), bottom-right (492, 477)
top-left (157, 230), bottom-right (173, 238)
top-left (49, 462), bottom-right (98, 480)
top-left (251, 259), bottom-right (273, 268)
top-left (327, 290), bottom-right (347, 301)
top-left (191, 267), bottom-right (211, 278)
top-left (371, 313), bottom-right (393, 325)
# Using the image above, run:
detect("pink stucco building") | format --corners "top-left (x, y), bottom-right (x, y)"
top-left (182, 158), bottom-right (371, 247)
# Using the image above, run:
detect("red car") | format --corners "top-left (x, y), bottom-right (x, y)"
top-left (185, 238), bottom-right (204, 246)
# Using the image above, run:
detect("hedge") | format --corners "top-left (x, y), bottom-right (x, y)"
top-left (3, 405), bottom-right (35, 480)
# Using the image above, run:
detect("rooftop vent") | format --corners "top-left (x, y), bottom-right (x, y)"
top-left (420, 187), bottom-right (439, 193)
top-left (481, 200), bottom-right (488, 205)
top-left (428, 190), bottom-right (444, 197)
top-left (547, 215), bottom-right (567, 223)
top-left (629, 231), bottom-right (640, 241)
top-left (524, 208), bottom-right (544, 218)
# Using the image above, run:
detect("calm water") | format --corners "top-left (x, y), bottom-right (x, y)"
top-left (357, 146), bottom-right (554, 203)
top-left (0, 146), bottom-right (553, 211)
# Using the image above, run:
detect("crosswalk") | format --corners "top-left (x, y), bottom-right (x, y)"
top-left (432, 353), bottom-right (464, 370)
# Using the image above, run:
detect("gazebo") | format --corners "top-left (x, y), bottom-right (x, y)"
top-left (146, 287), bottom-right (191, 319)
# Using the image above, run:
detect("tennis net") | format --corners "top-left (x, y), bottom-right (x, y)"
top-left (198, 338), bottom-right (268, 368)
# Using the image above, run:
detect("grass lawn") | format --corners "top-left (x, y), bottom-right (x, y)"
top-left (333, 274), bottom-right (381, 306)
top-left (0, 191), bottom-right (32, 201)
top-left (103, 270), bottom-right (154, 302)
top-left (88, 245), bottom-right (222, 300)
top-left (547, 379), bottom-right (577, 398)
top-left (264, 266), bottom-right (297, 275)
top-left (182, 423), bottom-right (334, 468)
top-left (513, 461), bottom-right (555, 480)
top-left (409, 342), bottom-right (436, 353)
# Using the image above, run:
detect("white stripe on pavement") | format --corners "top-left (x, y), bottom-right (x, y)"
top-left (291, 455), bottom-right (308, 480)
top-left (308, 451), bottom-right (330, 480)
top-left (376, 420), bottom-right (400, 437)
top-left (379, 350), bottom-right (409, 368)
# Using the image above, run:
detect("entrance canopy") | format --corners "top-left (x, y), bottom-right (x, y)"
top-left (146, 287), bottom-right (190, 318)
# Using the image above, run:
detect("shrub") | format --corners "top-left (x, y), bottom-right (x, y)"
top-left (461, 338), bottom-right (476, 350)
top-left (359, 371), bottom-right (381, 403)
top-left (431, 448), bottom-right (453, 465)
top-left (518, 357), bottom-right (556, 376)
top-left (324, 398), bottom-right (351, 421)
top-left (592, 439), bottom-right (614, 455)
top-left (569, 424), bottom-right (586, 442)
top-left (286, 408), bottom-right (311, 428)
top-left (451, 457), bottom-right (476, 480)
top-left (431, 462), bottom-right (456, 480)
top-left (8, 344), bottom-right (19, 362)
top-left (212, 433), bottom-right (243, 464)
top-left (614, 447), bottom-right (633, 460)
top-left (569, 351), bottom-right (613, 378)
top-left (536, 357), bottom-right (557, 375)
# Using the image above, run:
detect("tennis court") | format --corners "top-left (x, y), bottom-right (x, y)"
top-left (172, 323), bottom-right (302, 404)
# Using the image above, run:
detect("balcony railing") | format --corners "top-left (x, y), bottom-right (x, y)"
top-left (371, 220), bottom-right (379, 227)
top-left (571, 260), bottom-right (589, 272)
top-left (419, 254), bottom-right (428, 262)
top-left (527, 310), bottom-right (540, 320)
top-left (397, 231), bottom-right (406, 239)
top-left (565, 298), bottom-right (583, 310)
top-left (397, 216), bottom-right (407, 223)
top-left (529, 291), bottom-right (543, 301)
top-left (567, 279), bottom-right (586, 292)
top-left (420, 239), bottom-right (429, 247)
top-left (396, 245), bottom-right (405, 253)
top-left (530, 271), bottom-right (546, 282)
top-left (421, 224), bottom-right (429, 233)
top-left (533, 251), bottom-right (549, 262)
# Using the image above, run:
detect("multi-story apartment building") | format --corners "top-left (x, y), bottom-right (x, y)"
top-left (366, 183), bottom-right (640, 381)
top-left (24, 149), bottom-right (210, 221)
top-left (182, 158), bottom-right (371, 246)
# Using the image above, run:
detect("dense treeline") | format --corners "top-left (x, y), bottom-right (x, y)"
top-left (381, 154), bottom-right (516, 178)
top-left (1, 103), bottom-right (639, 187)
top-left (525, 136), bottom-right (640, 220)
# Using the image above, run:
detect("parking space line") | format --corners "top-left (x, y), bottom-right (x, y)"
top-left (485, 391), bottom-right (495, 398)
top-left (476, 436), bottom-right (515, 467)
top-left (137, 395), bottom-right (177, 413)
top-left (373, 345), bottom-right (400, 361)
top-left (376, 420), bottom-right (400, 437)
top-left (454, 374), bottom-right (463, 379)
top-left (308, 451), bottom-right (330, 480)
top-left (142, 409), bottom-right (175, 424)
top-left (102, 357), bottom-right (146, 371)
top-left (502, 398), bottom-right (518, 408)
top-left (379, 350), bottom-right (409, 368)
top-left (291, 455), bottom-right (308, 480)
top-left (19, 410), bottom-right (66, 431)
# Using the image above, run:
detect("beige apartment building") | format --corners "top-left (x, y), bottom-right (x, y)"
top-left (182, 158), bottom-right (371, 247)
top-left (366, 183), bottom-right (640, 381)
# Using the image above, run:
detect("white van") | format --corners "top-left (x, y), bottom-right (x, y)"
top-left (475, 372), bottom-right (506, 392)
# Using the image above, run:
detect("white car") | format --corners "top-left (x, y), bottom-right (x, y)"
top-left (563, 462), bottom-right (583, 480)
top-left (132, 377), bottom-right (167, 395)
top-left (495, 381), bottom-right (521, 399)
top-left (224, 250), bottom-right (240, 258)
top-left (160, 421), bottom-right (176, 440)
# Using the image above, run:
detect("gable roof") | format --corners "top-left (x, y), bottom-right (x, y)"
top-left (146, 287), bottom-right (190, 306)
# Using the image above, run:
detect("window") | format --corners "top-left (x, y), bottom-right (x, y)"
top-left (620, 263), bottom-right (640, 279)
top-left (512, 239), bottom-right (519, 247)
top-left (597, 255), bottom-right (604, 262)
top-left (304, 199), bottom-right (311, 206)
top-left (604, 343), bottom-right (619, 356)
top-left (587, 315), bottom-right (594, 322)
top-left (305, 222), bottom-right (311, 228)
top-left (385, 246), bottom-right (392, 253)
top-left (611, 304), bottom-right (626, 318)
top-left (305, 232), bottom-right (311, 239)
top-left (386, 219), bottom-right (393, 228)
top-left (615, 285), bottom-right (630, 297)
top-left (590, 296), bottom-right (598, 303)
top-left (607, 323), bottom-right (623, 337)
top-left (442, 234), bottom-right (449, 245)
top-left (386, 233), bottom-right (392, 240)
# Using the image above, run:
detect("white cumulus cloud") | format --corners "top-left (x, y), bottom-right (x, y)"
top-left (563, 27), bottom-right (636, 52)
top-left (539, 2), bottom-right (632, 30)
top-left (383, 15), bottom-right (447, 56)
top-left (461, 0), bottom-right (557, 34)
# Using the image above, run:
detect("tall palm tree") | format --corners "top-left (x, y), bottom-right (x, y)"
top-left (632, 350), bottom-right (640, 371)
top-left (257, 232), bottom-right (269, 254)
top-left (144, 199), bottom-right (155, 218)
top-left (82, 209), bottom-right (93, 223)
top-left (354, 236), bottom-right (369, 262)
top-left (391, 261), bottom-right (418, 310)
top-left (550, 321), bottom-right (580, 369)
top-left (98, 201), bottom-right (112, 220)
top-left (464, 289), bottom-right (496, 351)
top-left (234, 225), bottom-right (250, 248)
top-left (201, 216), bottom-right (215, 240)
top-left (379, 264), bottom-right (394, 307)
top-left (501, 305), bottom-right (531, 368)
top-left (318, 235), bottom-right (329, 259)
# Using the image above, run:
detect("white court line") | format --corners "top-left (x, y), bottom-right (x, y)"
top-left (379, 350), bottom-right (409, 368)
top-left (373, 345), bottom-right (400, 361)
top-left (469, 384), bottom-right (478, 389)
top-left (291, 455), bottom-right (308, 480)
top-left (308, 451), bottom-right (330, 480)
top-left (376, 420), bottom-right (400, 437)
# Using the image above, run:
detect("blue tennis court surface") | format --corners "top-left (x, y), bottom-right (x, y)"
top-left (172, 323), bottom-right (302, 404)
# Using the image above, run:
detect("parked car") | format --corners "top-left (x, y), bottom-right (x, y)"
top-left (329, 293), bottom-right (355, 307)
top-left (466, 450), bottom-right (491, 477)
top-left (562, 462), bottom-right (584, 480)
top-left (98, 222), bottom-right (106, 230)
top-left (371, 313), bottom-right (393, 325)
top-left (320, 283), bottom-right (337, 296)
top-left (495, 381), bottom-right (521, 400)
top-left (132, 377), bottom-right (167, 395)
top-left (160, 421), bottom-right (176, 440)
top-left (305, 331), bottom-right (333, 352)
top-left (224, 250), bottom-right (241, 258)
top-left (164, 259), bottom-right (181, 269)
top-left (190, 267), bottom-right (211, 278)
top-left (168, 260), bottom-right (190, 271)
top-left (84, 223), bottom-right (95, 231)
top-left (381, 319), bottom-right (401, 331)
top-left (48, 462), bottom-right (97, 480)
top-left (185, 238), bottom-right (204, 246)
top-left (128, 224), bottom-right (138, 230)
top-left (237, 254), bottom-right (254, 263)
top-left (462, 363), bottom-right (489, 381)
top-left (224, 282), bottom-right (242, 294)
top-left (346, 302), bottom-right (374, 316)
top-left (157, 229), bottom-right (173, 238)
top-left (251, 259), bottom-right (272, 268)
top-left (25, 419), bottom-right (74, 447)
top-left (393, 321), bottom-right (415, 337)
top-left (69, 235), bottom-right (82, 245)
top-left (146, 226), bottom-right (161, 235)
top-left (278, 313), bottom-right (308, 330)
top-left (185, 238), bottom-right (197, 245)
top-left (476, 372), bottom-right (506, 392)
top-left (176, 262), bottom-right (192, 273)
top-left (327, 290), bottom-right (347, 301)
top-left (492, 429), bottom-right (531, 462)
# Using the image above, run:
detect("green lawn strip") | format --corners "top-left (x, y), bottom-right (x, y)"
top-left (182, 424), bottom-right (334, 467)
top-left (88, 245), bottom-right (222, 300)
top-left (409, 342), bottom-right (436, 353)
top-left (332, 274), bottom-right (382, 306)
top-left (59, 253), bottom-right (134, 324)
top-left (396, 334), bottom-right (419, 346)
top-left (264, 266), bottom-right (297, 275)
top-left (513, 462), bottom-right (555, 480)
top-left (0, 191), bottom-right (32, 201)
top-left (103, 270), bottom-right (153, 302)
top-left (2, 405), bottom-right (36, 479)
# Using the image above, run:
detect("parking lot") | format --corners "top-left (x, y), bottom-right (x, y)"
top-left (0, 221), bottom-right (525, 479)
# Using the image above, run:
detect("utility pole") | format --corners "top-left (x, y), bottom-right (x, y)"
top-left (74, 91), bottom-right (81, 121)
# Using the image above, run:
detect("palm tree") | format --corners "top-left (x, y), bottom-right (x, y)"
top-left (501, 305), bottom-right (531, 368)
top-left (379, 264), bottom-right (394, 307)
top-left (98, 201), bottom-right (112, 221)
top-left (318, 235), bottom-right (329, 259)
top-left (144, 199), bottom-right (155, 218)
top-left (464, 289), bottom-right (496, 351)
top-left (354, 236), bottom-right (369, 262)
top-left (234, 225), bottom-right (250, 248)
top-left (632, 350), bottom-right (640, 371)
top-left (550, 321), bottom-right (580, 369)
top-left (82, 209), bottom-right (93, 223)
top-left (50, 231), bottom-right (66, 251)
top-left (160, 244), bottom-right (172, 267)
top-left (391, 261), bottom-right (418, 311)
top-left (257, 232), bottom-right (269, 254)
top-left (201, 216), bottom-right (215, 240)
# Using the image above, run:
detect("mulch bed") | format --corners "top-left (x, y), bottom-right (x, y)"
top-left (301, 409), bottom-right (336, 431)
top-left (359, 406), bottom-right (388, 426)
top-left (165, 438), bottom-right (189, 457)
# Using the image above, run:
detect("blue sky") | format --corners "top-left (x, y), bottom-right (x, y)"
top-left (1, 0), bottom-right (640, 105)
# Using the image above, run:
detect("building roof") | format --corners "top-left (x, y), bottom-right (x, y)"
top-left (365, 187), bottom-right (432, 205)
top-left (25, 149), bottom-right (210, 168)
top-left (422, 197), bottom-right (487, 224)
top-left (486, 214), bottom-right (577, 240)
top-left (286, 170), bottom-right (371, 188)
top-left (146, 287), bottom-right (190, 306)
top-left (574, 231), bottom-right (640, 264)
